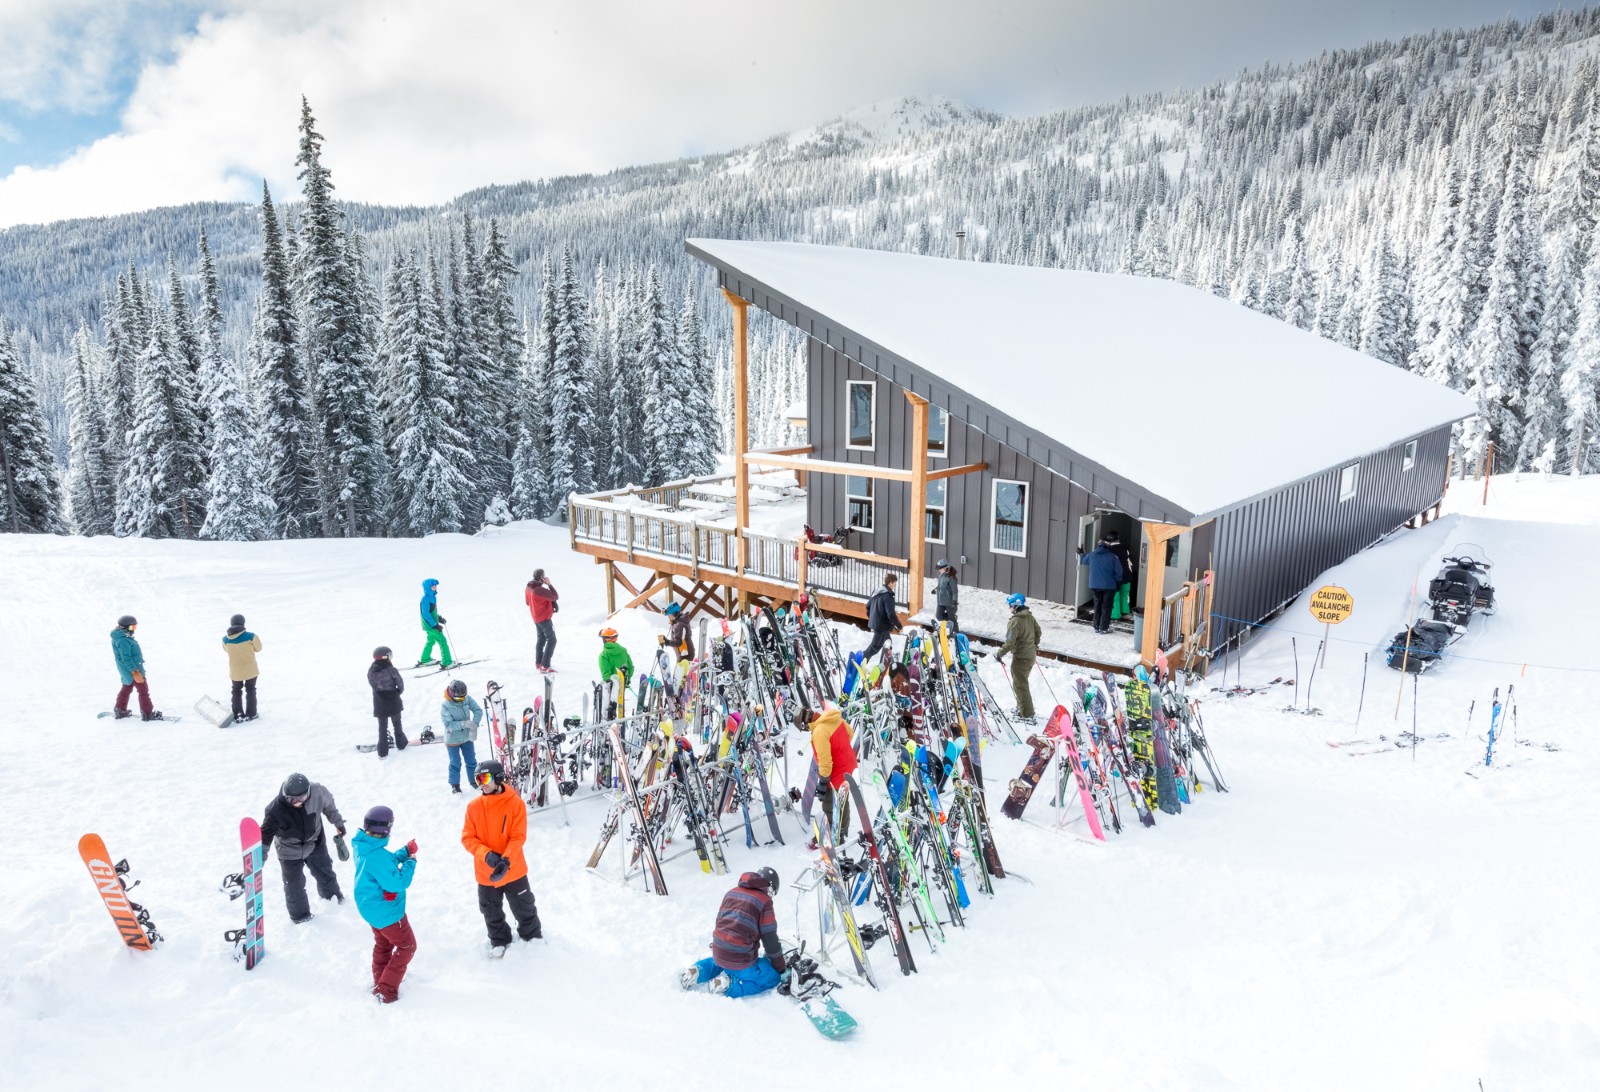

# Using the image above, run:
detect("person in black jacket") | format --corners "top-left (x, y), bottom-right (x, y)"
top-left (862, 573), bottom-right (902, 660)
top-left (368, 646), bottom-right (409, 757)
top-left (261, 772), bottom-right (346, 923)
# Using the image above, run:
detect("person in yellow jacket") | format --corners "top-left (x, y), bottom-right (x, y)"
top-left (461, 760), bottom-right (542, 956)
top-left (802, 706), bottom-right (858, 845)
top-left (223, 613), bottom-right (262, 722)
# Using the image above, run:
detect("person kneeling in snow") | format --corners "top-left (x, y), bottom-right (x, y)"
top-left (353, 805), bottom-right (417, 1004)
top-left (680, 867), bottom-right (787, 997)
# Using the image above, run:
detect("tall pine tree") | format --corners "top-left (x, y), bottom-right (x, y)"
top-left (0, 320), bottom-right (66, 533)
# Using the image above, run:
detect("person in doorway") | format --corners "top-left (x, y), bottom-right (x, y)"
top-left (862, 573), bottom-right (902, 660)
top-left (1102, 531), bottom-right (1134, 621)
top-left (441, 679), bottom-right (482, 793)
top-left (417, 578), bottom-right (454, 669)
top-left (1078, 537), bottom-right (1128, 635)
top-left (260, 772), bottom-right (346, 924)
top-left (352, 805), bottom-right (417, 1004)
top-left (598, 627), bottom-right (634, 718)
top-left (800, 704), bottom-right (857, 845)
top-left (934, 559), bottom-right (960, 635)
top-left (993, 593), bottom-right (1041, 723)
top-left (525, 569), bottom-right (559, 673)
top-left (679, 867), bottom-right (787, 997)
top-left (110, 615), bottom-right (163, 721)
top-left (368, 646), bottom-right (408, 757)
top-left (223, 614), bottom-right (262, 722)
top-left (461, 760), bottom-right (542, 956)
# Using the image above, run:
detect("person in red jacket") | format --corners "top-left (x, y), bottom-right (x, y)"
top-left (525, 569), bottom-right (559, 674)
top-left (802, 706), bottom-right (857, 845)
top-left (461, 760), bottom-right (542, 955)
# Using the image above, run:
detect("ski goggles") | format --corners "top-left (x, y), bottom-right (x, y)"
top-left (474, 770), bottom-right (496, 787)
top-left (288, 793), bottom-right (309, 806)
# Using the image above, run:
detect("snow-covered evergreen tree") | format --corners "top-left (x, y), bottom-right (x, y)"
top-left (1358, 233), bottom-right (1408, 367)
top-left (0, 321), bottom-right (66, 533)
top-left (465, 213), bottom-right (518, 520)
top-left (64, 325), bottom-right (115, 535)
top-left (546, 248), bottom-right (593, 515)
top-left (115, 301), bottom-right (206, 538)
top-left (635, 267), bottom-right (677, 481)
top-left (1562, 262), bottom-right (1600, 474)
top-left (676, 289), bottom-right (719, 474)
top-left (252, 183), bottom-right (318, 537)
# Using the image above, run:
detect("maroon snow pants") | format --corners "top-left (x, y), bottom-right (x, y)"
top-left (115, 680), bottom-right (154, 717)
top-left (370, 915), bottom-right (416, 1002)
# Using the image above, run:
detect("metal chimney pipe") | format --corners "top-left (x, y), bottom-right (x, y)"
top-left (955, 230), bottom-right (967, 260)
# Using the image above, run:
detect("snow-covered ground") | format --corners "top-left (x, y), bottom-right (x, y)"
top-left (2, 474), bottom-right (1596, 1090)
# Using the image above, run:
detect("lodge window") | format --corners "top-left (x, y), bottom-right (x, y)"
top-left (847, 381), bottom-right (875, 450)
top-left (1402, 440), bottom-right (1417, 471)
top-left (926, 478), bottom-right (947, 543)
top-left (928, 406), bottom-right (948, 459)
top-left (847, 475), bottom-right (874, 532)
top-left (991, 479), bottom-right (1028, 557)
top-left (1339, 463), bottom-right (1359, 502)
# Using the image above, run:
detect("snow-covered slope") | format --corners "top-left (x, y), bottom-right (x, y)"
top-left (1, 475), bottom-right (1596, 1089)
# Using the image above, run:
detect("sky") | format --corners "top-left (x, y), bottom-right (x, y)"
top-left (0, 0), bottom-right (1570, 229)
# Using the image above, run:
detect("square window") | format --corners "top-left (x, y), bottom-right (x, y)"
top-left (1338, 463), bottom-right (1359, 502)
top-left (1402, 440), bottom-right (1417, 471)
top-left (847, 474), bottom-right (874, 532)
top-left (925, 478), bottom-right (947, 543)
top-left (991, 479), bottom-right (1028, 557)
top-left (928, 406), bottom-right (948, 459)
top-left (847, 381), bottom-right (875, 450)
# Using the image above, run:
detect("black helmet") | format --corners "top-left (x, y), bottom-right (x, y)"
top-left (281, 772), bottom-right (310, 799)
top-left (475, 760), bottom-right (506, 787)
top-left (373, 646), bottom-right (392, 659)
top-left (448, 679), bottom-right (468, 699)
top-left (229, 613), bottom-right (246, 627)
top-left (756, 866), bottom-right (780, 895)
top-left (117, 615), bottom-right (137, 628)
top-left (363, 805), bottom-right (394, 836)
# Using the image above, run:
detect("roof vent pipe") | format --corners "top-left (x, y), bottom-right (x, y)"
top-left (955, 230), bottom-right (967, 261)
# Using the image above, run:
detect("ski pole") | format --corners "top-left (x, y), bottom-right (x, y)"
top-left (1354, 652), bottom-right (1368, 728)
top-left (1411, 673), bottom-right (1419, 762)
top-left (1286, 638), bottom-right (1299, 711)
top-left (1302, 640), bottom-right (1323, 715)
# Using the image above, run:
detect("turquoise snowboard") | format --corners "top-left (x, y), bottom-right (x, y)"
top-left (792, 990), bottom-right (858, 1039)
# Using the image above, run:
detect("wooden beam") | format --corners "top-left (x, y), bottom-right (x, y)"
top-left (724, 288), bottom-right (751, 579)
top-left (604, 560), bottom-right (617, 616)
top-left (926, 461), bottom-right (988, 482)
top-left (1139, 522), bottom-right (1188, 667)
top-left (906, 391), bottom-right (929, 617)
top-left (801, 538), bottom-right (910, 567)
top-left (752, 444), bottom-right (814, 457)
top-left (743, 452), bottom-right (914, 481)
top-left (623, 574), bottom-right (672, 612)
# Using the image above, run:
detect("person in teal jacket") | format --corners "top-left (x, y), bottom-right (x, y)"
top-left (110, 615), bottom-right (163, 721)
top-left (597, 626), bottom-right (634, 718)
top-left (440, 679), bottom-right (483, 793)
top-left (353, 805), bottom-right (417, 1004)
top-left (418, 578), bottom-right (453, 668)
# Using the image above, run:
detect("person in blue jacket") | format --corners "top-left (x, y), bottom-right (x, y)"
top-left (441, 679), bottom-right (483, 793)
top-left (1078, 536), bottom-right (1130, 635)
top-left (110, 615), bottom-right (164, 721)
top-left (417, 578), bottom-right (454, 668)
top-left (353, 805), bottom-right (418, 1004)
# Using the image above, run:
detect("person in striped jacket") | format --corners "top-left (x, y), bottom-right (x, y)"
top-left (679, 868), bottom-right (787, 997)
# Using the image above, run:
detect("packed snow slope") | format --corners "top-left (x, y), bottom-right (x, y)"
top-left (1, 475), bottom-right (1595, 1091)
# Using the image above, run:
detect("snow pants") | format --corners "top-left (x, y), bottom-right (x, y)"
top-left (114, 680), bottom-right (154, 717)
top-left (371, 915), bottom-right (416, 1003)
top-left (477, 875), bottom-right (542, 946)
top-left (419, 624), bottom-right (453, 666)
top-left (1091, 589), bottom-right (1116, 633)
top-left (535, 620), bottom-right (556, 670)
top-left (377, 713), bottom-right (408, 757)
top-left (935, 605), bottom-right (959, 635)
top-left (447, 741), bottom-right (478, 788)
top-left (1112, 581), bottom-right (1132, 621)
top-left (231, 677), bottom-right (258, 719)
top-left (815, 780), bottom-right (851, 841)
top-left (1010, 654), bottom-right (1035, 719)
top-left (280, 837), bottom-right (342, 921)
top-left (690, 956), bottom-right (782, 998)
top-left (862, 628), bottom-right (894, 661)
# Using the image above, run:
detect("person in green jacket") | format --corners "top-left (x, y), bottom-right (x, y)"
top-left (598, 626), bottom-right (634, 718)
top-left (994, 594), bottom-right (1042, 723)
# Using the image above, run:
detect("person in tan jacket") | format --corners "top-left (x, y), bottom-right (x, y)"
top-left (223, 614), bottom-right (262, 721)
top-left (461, 760), bottom-right (542, 955)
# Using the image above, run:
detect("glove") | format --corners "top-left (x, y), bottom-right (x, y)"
top-left (1076, 546), bottom-right (1085, 556)
top-left (131, 670), bottom-right (145, 684)
top-left (405, 839), bottom-right (418, 857)
top-left (437, 616), bottom-right (447, 625)
top-left (485, 852), bottom-right (510, 883)
top-left (336, 827), bottom-right (346, 837)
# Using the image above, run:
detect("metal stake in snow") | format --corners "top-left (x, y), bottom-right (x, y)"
top-left (1354, 652), bottom-right (1369, 728)
top-left (1285, 638), bottom-right (1299, 712)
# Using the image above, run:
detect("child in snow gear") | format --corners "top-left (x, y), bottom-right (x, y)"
top-left (441, 679), bottom-right (483, 792)
top-left (525, 569), bottom-right (559, 672)
top-left (260, 773), bottom-right (346, 923)
top-left (110, 615), bottom-right (163, 721)
top-left (862, 574), bottom-right (902, 660)
top-left (353, 805), bottom-right (417, 1004)
top-left (806, 707), bottom-right (858, 843)
top-left (935, 560), bottom-right (960, 634)
top-left (995, 594), bottom-right (1041, 720)
top-left (223, 614), bottom-right (262, 721)
top-left (1102, 530), bottom-right (1134, 620)
top-left (598, 628), bottom-right (634, 718)
top-left (368, 647), bottom-right (408, 756)
top-left (680, 868), bottom-right (787, 997)
top-left (417, 578), bottom-right (453, 668)
top-left (665, 602), bottom-right (695, 660)
top-left (462, 759), bottom-right (542, 953)
top-left (1078, 538), bottom-right (1128, 634)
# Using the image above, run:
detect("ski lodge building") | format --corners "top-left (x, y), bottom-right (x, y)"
top-left (567, 240), bottom-right (1475, 673)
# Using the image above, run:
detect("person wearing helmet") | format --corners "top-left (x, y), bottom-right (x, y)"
top-left (462, 760), bottom-right (542, 955)
top-left (109, 615), bottom-right (163, 721)
top-left (441, 679), bottom-right (483, 793)
top-left (260, 772), bottom-right (347, 924)
top-left (597, 627), bottom-right (634, 718)
top-left (1078, 534), bottom-right (1130, 635)
top-left (525, 569), bottom-right (559, 673)
top-left (934, 559), bottom-right (960, 635)
top-left (367, 647), bottom-right (408, 757)
top-left (994, 594), bottom-right (1042, 723)
top-left (353, 805), bottom-right (418, 1004)
top-left (222, 613), bottom-right (262, 722)
top-left (664, 602), bottom-right (695, 661)
top-left (802, 704), bottom-right (858, 845)
top-left (679, 868), bottom-right (787, 997)
top-left (862, 572), bottom-right (902, 660)
top-left (417, 578), bottom-right (454, 669)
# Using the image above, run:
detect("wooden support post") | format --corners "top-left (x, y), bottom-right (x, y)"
top-left (797, 536), bottom-right (808, 601)
top-left (1481, 441), bottom-right (1494, 506)
top-left (906, 391), bottom-right (929, 617)
top-left (1139, 522), bottom-right (1188, 668)
top-left (604, 560), bottom-right (617, 616)
top-left (724, 289), bottom-right (751, 586)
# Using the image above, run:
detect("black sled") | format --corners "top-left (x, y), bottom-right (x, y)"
top-left (1427, 555), bottom-right (1496, 629)
top-left (1385, 621), bottom-right (1455, 673)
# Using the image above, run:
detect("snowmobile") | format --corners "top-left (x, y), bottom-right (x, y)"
top-left (1385, 620), bottom-right (1457, 673)
top-left (1427, 555), bottom-right (1496, 630)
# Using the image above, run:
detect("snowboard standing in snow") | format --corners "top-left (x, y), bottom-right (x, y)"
top-left (78, 833), bottom-right (161, 950)
top-left (1001, 706), bottom-right (1065, 820)
top-left (237, 818), bottom-right (266, 968)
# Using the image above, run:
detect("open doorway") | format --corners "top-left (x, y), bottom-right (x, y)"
top-left (1074, 509), bottom-right (1138, 623)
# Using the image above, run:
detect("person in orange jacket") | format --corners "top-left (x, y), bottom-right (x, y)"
top-left (802, 706), bottom-right (857, 844)
top-left (461, 759), bottom-right (541, 955)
